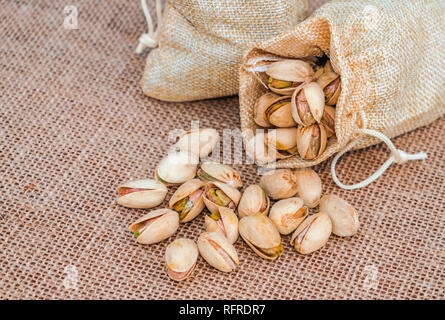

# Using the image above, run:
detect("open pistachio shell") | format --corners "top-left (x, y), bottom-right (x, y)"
top-left (156, 151), bottom-right (198, 185)
top-left (265, 128), bottom-right (299, 159)
top-left (239, 213), bottom-right (283, 260)
top-left (317, 72), bottom-right (341, 105)
top-left (197, 232), bottom-right (239, 272)
top-left (259, 169), bottom-right (298, 200)
top-left (324, 60), bottom-right (333, 73)
top-left (129, 209), bottom-right (179, 245)
top-left (116, 179), bottom-right (167, 209)
top-left (290, 212), bottom-right (332, 254)
top-left (198, 163), bottom-right (242, 189)
top-left (245, 132), bottom-right (276, 165)
top-left (266, 59), bottom-right (314, 95)
top-left (320, 194), bottom-right (359, 237)
top-left (291, 82), bottom-right (325, 126)
top-left (205, 207), bottom-right (239, 244)
top-left (320, 105), bottom-right (336, 138)
top-left (293, 169), bottom-right (322, 208)
top-left (254, 93), bottom-right (274, 127)
top-left (296, 123), bottom-right (327, 160)
top-left (165, 238), bottom-right (198, 281)
top-left (176, 128), bottom-right (219, 158)
top-left (238, 184), bottom-right (270, 218)
top-left (203, 181), bottom-right (241, 214)
top-left (269, 197), bottom-right (308, 235)
top-left (254, 93), bottom-right (295, 128)
top-left (169, 179), bottom-right (205, 223)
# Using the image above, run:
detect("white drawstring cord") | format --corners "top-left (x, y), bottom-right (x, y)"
top-left (135, 0), bottom-right (163, 54)
top-left (331, 128), bottom-right (428, 190)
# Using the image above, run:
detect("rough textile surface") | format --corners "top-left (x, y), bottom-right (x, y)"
top-left (0, 0), bottom-right (444, 300)
top-left (141, 0), bottom-right (308, 101)
top-left (240, 0), bottom-right (445, 168)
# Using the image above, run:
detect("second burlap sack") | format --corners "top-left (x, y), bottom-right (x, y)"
top-left (240, 0), bottom-right (444, 176)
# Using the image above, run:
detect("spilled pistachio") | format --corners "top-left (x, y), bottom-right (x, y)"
top-left (116, 179), bottom-right (167, 209)
top-left (290, 82), bottom-right (325, 126)
top-left (238, 184), bottom-right (270, 218)
top-left (129, 209), bottom-right (179, 245)
top-left (198, 162), bottom-right (242, 189)
top-left (296, 123), bottom-right (327, 160)
top-left (156, 151), bottom-right (198, 185)
top-left (239, 213), bottom-right (283, 260)
top-left (205, 207), bottom-right (239, 244)
top-left (320, 194), bottom-right (359, 237)
top-left (176, 128), bottom-right (219, 158)
top-left (169, 179), bottom-right (205, 223)
top-left (293, 168), bottom-right (322, 208)
top-left (165, 238), bottom-right (198, 281)
top-left (202, 181), bottom-right (241, 214)
top-left (269, 197), bottom-right (308, 235)
top-left (290, 213), bottom-right (332, 254)
top-left (197, 232), bottom-right (239, 272)
top-left (259, 169), bottom-right (298, 200)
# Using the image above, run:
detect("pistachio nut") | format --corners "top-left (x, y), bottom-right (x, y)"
top-left (129, 209), bottom-right (179, 245)
top-left (156, 151), bottom-right (198, 185)
top-left (296, 123), bottom-right (327, 160)
top-left (266, 59), bottom-right (314, 95)
top-left (203, 181), bottom-right (241, 214)
top-left (290, 212), bottom-right (332, 254)
top-left (293, 168), bottom-right (322, 208)
top-left (317, 72), bottom-right (341, 105)
top-left (198, 162), bottom-right (242, 189)
top-left (259, 169), bottom-right (298, 200)
top-left (205, 207), bottom-right (239, 244)
top-left (239, 213), bottom-right (283, 260)
top-left (197, 232), bottom-right (239, 272)
top-left (176, 128), bottom-right (219, 158)
top-left (269, 197), bottom-right (308, 235)
top-left (245, 132), bottom-right (276, 165)
top-left (254, 93), bottom-right (296, 128)
top-left (324, 60), bottom-right (333, 73)
top-left (313, 63), bottom-right (324, 80)
top-left (165, 238), bottom-right (198, 281)
top-left (238, 184), bottom-right (270, 218)
top-left (116, 179), bottom-right (167, 209)
top-left (320, 105), bottom-right (336, 138)
top-left (265, 128), bottom-right (299, 159)
top-left (169, 179), bottom-right (205, 223)
top-left (319, 194), bottom-right (359, 237)
top-left (290, 82), bottom-right (325, 126)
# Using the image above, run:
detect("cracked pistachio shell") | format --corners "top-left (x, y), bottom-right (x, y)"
top-left (254, 93), bottom-right (275, 127)
top-left (269, 197), bottom-right (308, 235)
top-left (291, 82), bottom-right (325, 126)
top-left (259, 169), bottom-right (298, 200)
top-left (198, 162), bottom-right (242, 189)
top-left (324, 60), bottom-right (333, 73)
top-left (254, 93), bottom-right (295, 128)
top-left (176, 128), bottom-right (219, 158)
top-left (290, 212), bottom-right (332, 254)
top-left (198, 232), bottom-right (239, 272)
top-left (266, 59), bottom-right (314, 95)
top-left (296, 123), bottom-right (327, 160)
top-left (317, 72), bottom-right (341, 105)
top-left (238, 184), bottom-right (270, 218)
top-left (165, 238), bottom-right (198, 281)
top-left (265, 128), bottom-right (299, 159)
top-left (205, 207), bottom-right (239, 244)
top-left (116, 179), bottom-right (167, 209)
top-left (239, 213), bottom-right (283, 260)
top-left (293, 169), bottom-right (322, 208)
top-left (320, 195), bottom-right (359, 237)
top-left (245, 133), bottom-right (276, 165)
top-left (320, 105), bottom-right (336, 138)
top-left (313, 64), bottom-right (324, 80)
top-left (129, 209), bottom-right (179, 245)
top-left (169, 179), bottom-right (205, 223)
top-left (156, 151), bottom-right (198, 185)
top-left (202, 181), bottom-right (241, 214)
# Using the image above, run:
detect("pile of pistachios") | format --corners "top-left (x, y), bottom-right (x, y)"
top-left (117, 127), bottom-right (359, 281)
top-left (248, 57), bottom-right (339, 164)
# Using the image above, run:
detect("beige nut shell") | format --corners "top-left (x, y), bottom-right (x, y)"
top-left (156, 151), bottom-right (198, 184)
top-left (117, 179), bottom-right (167, 209)
top-left (259, 169), bottom-right (298, 200)
top-left (176, 128), bottom-right (219, 158)
top-left (294, 169), bottom-right (322, 208)
top-left (169, 179), bottom-right (205, 223)
top-left (165, 238), bottom-right (198, 281)
top-left (202, 181), bottom-right (241, 214)
top-left (129, 209), bottom-right (179, 245)
top-left (204, 207), bottom-right (239, 244)
top-left (290, 212), bottom-right (332, 254)
top-left (197, 232), bottom-right (239, 272)
top-left (198, 162), bottom-right (243, 189)
top-left (320, 194), bottom-right (359, 237)
top-left (269, 197), bottom-right (308, 235)
top-left (238, 184), bottom-right (270, 218)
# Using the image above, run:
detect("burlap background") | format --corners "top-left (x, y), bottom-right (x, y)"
top-left (0, 0), bottom-right (444, 300)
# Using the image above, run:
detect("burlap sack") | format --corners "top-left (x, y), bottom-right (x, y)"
top-left (240, 0), bottom-right (445, 171)
top-left (140, 0), bottom-right (308, 102)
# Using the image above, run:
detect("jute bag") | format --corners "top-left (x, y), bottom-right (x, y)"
top-left (137, 0), bottom-right (308, 102)
top-left (240, 0), bottom-right (445, 189)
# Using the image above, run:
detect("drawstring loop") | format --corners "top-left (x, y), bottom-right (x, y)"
top-left (331, 128), bottom-right (427, 190)
top-left (135, 0), bottom-right (163, 54)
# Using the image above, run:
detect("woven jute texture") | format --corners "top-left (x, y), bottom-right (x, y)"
top-left (140, 0), bottom-right (308, 101)
top-left (240, 0), bottom-right (445, 168)
top-left (1, 0), bottom-right (444, 300)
